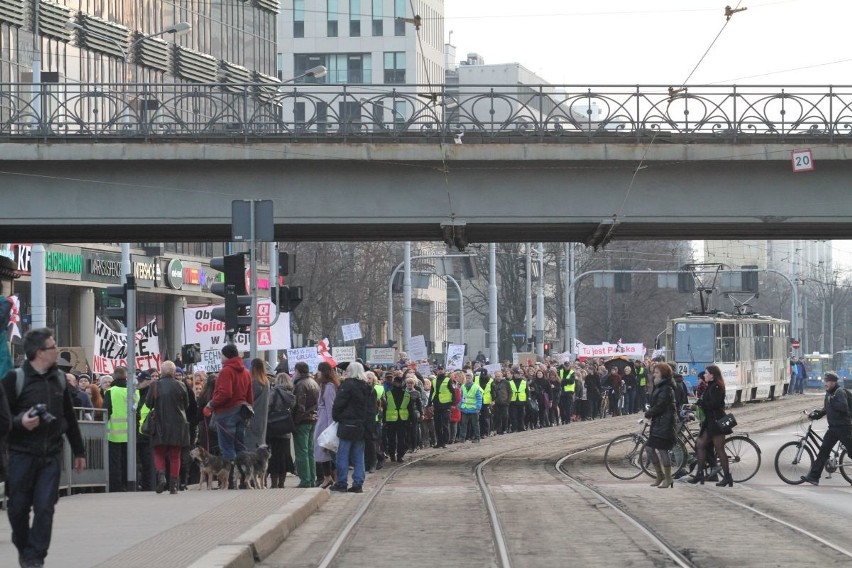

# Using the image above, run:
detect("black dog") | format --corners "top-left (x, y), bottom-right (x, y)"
top-left (234, 445), bottom-right (271, 489)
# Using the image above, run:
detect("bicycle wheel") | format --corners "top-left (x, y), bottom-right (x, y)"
top-left (839, 449), bottom-right (852, 485)
top-left (641, 438), bottom-right (688, 477)
top-left (600, 396), bottom-right (609, 419)
top-left (604, 434), bottom-right (645, 480)
top-left (725, 435), bottom-right (762, 483)
top-left (774, 440), bottom-right (813, 485)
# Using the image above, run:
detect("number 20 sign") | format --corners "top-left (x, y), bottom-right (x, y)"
top-left (791, 149), bottom-right (815, 173)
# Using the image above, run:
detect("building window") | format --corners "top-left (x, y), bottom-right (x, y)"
top-left (394, 0), bottom-right (406, 36)
top-left (384, 51), bottom-right (405, 84)
top-left (294, 0), bottom-right (305, 38)
top-left (349, 0), bottom-right (361, 36)
top-left (295, 54), bottom-right (328, 84)
top-left (372, 0), bottom-right (383, 36)
top-left (328, 0), bottom-right (339, 37)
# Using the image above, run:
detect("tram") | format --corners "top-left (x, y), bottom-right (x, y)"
top-left (802, 353), bottom-right (833, 388)
top-left (833, 350), bottom-right (852, 383)
top-left (665, 313), bottom-right (789, 404)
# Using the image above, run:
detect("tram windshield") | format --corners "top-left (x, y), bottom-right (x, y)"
top-left (674, 322), bottom-right (714, 363)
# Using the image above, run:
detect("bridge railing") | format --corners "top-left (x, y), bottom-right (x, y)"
top-left (2, 82), bottom-right (852, 142)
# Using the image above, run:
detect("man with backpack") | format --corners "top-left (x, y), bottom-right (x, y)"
top-left (801, 372), bottom-right (852, 485)
top-left (2, 328), bottom-right (86, 568)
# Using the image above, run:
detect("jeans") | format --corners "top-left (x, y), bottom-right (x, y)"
top-left (336, 438), bottom-right (366, 488)
top-left (294, 422), bottom-right (316, 485)
top-left (479, 406), bottom-right (492, 436)
top-left (7, 452), bottom-right (61, 563)
top-left (624, 387), bottom-right (637, 414)
top-left (215, 407), bottom-right (246, 461)
top-left (460, 412), bottom-right (480, 440)
top-left (384, 421), bottom-right (408, 459)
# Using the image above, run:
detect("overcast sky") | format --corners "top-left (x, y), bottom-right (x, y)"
top-left (444, 0), bottom-right (852, 270)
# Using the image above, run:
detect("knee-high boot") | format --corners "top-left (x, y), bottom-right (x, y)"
top-left (649, 463), bottom-right (664, 487)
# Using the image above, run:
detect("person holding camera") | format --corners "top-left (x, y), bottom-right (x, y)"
top-left (2, 328), bottom-right (86, 568)
top-left (801, 372), bottom-right (852, 485)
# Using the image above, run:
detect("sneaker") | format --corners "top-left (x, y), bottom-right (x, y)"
top-left (329, 483), bottom-right (348, 492)
top-left (801, 475), bottom-right (820, 486)
top-left (347, 485), bottom-right (363, 493)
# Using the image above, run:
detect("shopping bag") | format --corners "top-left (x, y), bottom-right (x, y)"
top-left (317, 421), bottom-right (340, 453)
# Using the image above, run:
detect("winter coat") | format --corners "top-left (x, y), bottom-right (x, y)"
top-left (145, 374), bottom-right (190, 448)
top-left (450, 386), bottom-right (462, 423)
top-left (332, 378), bottom-right (372, 436)
top-left (493, 378), bottom-right (511, 406)
top-left (821, 386), bottom-right (852, 430)
top-left (696, 380), bottom-right (726, 436)
top-left (245, 378), bottom-right (270, 450)
top-left (293, 373), bottom-right (320, 424)
top-left (211, 356), bottom-right (253, 413)
top-left (644, 378), bottom-right (677, 442)
top-left (673, 375), bottom-right (689, 411)
top-left (585, 373), bottom-right (602, 400)
top-left (314, 382), bottom-right (338, 462)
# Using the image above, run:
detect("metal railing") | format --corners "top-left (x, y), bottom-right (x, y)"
top-left (3, 82), bottom-right (852, 142)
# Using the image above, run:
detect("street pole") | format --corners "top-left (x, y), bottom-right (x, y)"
top-left (791, 242), bottom-right (801, 356)
top-left (444, 274), bottom-right (464, 346)
top-left (564, 243), bottom-right (572, 355)
top-left (488, 243), bottom-right (498, 364)
top-left (536, 242), bottom-right (545, 359)
top-left (249, 201), bottom-right (258, 360)
top-left (31, 244), bottom-right (46, 328)
top-left (403, 241), bottom-right (412, 354)
top-left (525, 244), bottom-right (532, 346)
top-left (125, 275), bottom-right (137, 491)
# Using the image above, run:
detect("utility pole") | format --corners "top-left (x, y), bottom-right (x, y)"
top-left (525, 244), bottom-right (532, 348)
top-left (535, 242), bottom-right (545, 359)
top-left (403, 241), bottom-right (412, 353)
top-left (488, 243), bottom-right (498, 364)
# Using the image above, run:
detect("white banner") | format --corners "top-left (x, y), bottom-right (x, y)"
top-left (484, 363), bottom-right (502, 375)
top-left (93, 318), bottom-right (161, 375)
top-left (366, 347), bottom-right (397, 365)
top-left (288, 346), bottom-right (319, 372)
top-left (577, 342), bottom-right (646, 359)
top-left (182, 300), bottom-right (291, 352)
top-left (194, 349), bottom-right (223, 373)
top-left (555, 351), bottom-right (572, 364)
top-left (408, 335), bottom-right (428, 362)
top-left (332, 345), bottom-right (356, 363)
top-left (418, 363), bottom-right (432, 377)
top-left (341, 322), bottom-right (362, 342)
top-left (445, 344), bottom-right (466, 371)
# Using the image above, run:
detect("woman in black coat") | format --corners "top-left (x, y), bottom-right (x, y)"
top-left (644, 363), bottom-right (677, 488)
top-left (330, 362), bottom-right (372, 493)
top-left (688, 365), bottom-right (732, 486)
top-left (145, 361), bottom-right (190, 494)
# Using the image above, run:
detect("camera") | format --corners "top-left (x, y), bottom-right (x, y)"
top-left (28, 403), bottom-right (57, 424)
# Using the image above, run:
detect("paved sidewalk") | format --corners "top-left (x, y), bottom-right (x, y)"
top-left (0, 487), bottom-right (327, 568)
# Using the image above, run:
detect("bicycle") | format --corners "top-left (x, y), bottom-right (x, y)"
top-left (676, 406), bottom-right (762, 483)
top-left (604, 418), bottom-right (687, 480)
top-left (774, 411), bottom-right (852, 485)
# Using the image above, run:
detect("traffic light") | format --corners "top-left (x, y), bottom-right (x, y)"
top-left (210, 253), bottom-right (248, 295)
top-left (210, 254), bottom-right (251, 335)
top-left (274, 285), bottom-right (303, 313)
top-left (278, 251), bottom-right (296, 276)
top-left (544, 342), bottom-right (552, 356)
top-left (105, 284), bottom-right (128, 324)
top-left (614, 273), bottom-right (632, 293)
top-left (678, 272), bottom-right (696, 293)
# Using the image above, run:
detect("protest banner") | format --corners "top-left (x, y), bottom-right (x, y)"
top-left (194, 349), bottom-right (223, 373)
top-left (445, 344), bottom-right (466, 370)
top-left (182, 300), bottom-right (291, 352)
top-left (576, 342), bottom-right (645, 359)
top-left (341, 323), bottom-right (362, 342)
top-left (93, 317), bottom-right (161, 374)
top-left (484, 363), bottom-right (502, 375)
top-left (365, 347), bottom-right (396, 365)
top-left (408, 335), bottom-right (428, 362)
top-left (288, 346), bottom-right (319, 372)
top-left (333, 345), bottom-right (356, 363)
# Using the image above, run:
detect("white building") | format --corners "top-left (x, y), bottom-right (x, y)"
top-left (705, 240), bottom-right (833, 279)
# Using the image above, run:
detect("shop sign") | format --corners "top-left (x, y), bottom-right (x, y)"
top-left (83, 251), bottom-right (124, 284)
top-left (45, 246), bottom-right (82, 281)
top-left (131, 255), bottom-right (162, 288)
top-left (165, 258), bottom-right (184, 290)
top-left (13, 243), bottom-right (32, 275)
top-left (179, 261), bottom-right (204, 292)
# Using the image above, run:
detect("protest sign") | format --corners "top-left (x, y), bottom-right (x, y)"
top-left (288, 346), bottom-right (319, 372)
top-left (445, 344), bottom-right (466, 370)
top-left (93, 317), bottom-right (161, 374)
top-left (408, 335), bottom-right (428, 362)
top-left (182, 300), bottom-right (290, 352)
top-left (341, 323), bottom-right (362, 342)
top-left (333, 345), bottom-right (356, 363)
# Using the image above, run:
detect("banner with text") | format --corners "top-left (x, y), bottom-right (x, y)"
top-left (332, 345), bottom-right (356, 363)
top-left (365, 347), bottom-right (397, 365)
top-left (341, 323), bottom-right (362, 342)
top-left (445, 344), bottom-right (466, 371)
top-left (408, 335), bottom-right (428, 362)
top-left (93, 318), bottom-right (161, 374)
top-left (577, 342), bottom-right (646, 359)
top-left (194, 349), bottom-right (223, 373)
top-left (182, 300), bottom-right (291, 352)
top-left (288, 346), bottom-right (319, 372)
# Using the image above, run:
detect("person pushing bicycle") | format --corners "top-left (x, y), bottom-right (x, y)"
top-left (801, 372), bottom-right (852, 486)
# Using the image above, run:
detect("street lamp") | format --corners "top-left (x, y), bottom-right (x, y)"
top-left (281, 65), bottom-right (328, 84)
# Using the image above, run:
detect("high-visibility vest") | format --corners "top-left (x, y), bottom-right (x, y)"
top-left (509, 379), bottom-right (527, 402)
top-left (460, 383), bottom-right (481, 411)
top-left (480, 379), bottom-right (494, 404)
top-left (138, 403), bottom-right (151, 434)
top-left (638, 367), bottom-right (647, 387)
top-left (432, 378), bottom-right (452, 404)
top-left (385, 391), bottom-right (410, 422)
top-left (107, 386), bottom-right (139, 443)
top-left (374, 384), bottom-right (384, 422)
top-left (561, 369), bottom-right (576, 392)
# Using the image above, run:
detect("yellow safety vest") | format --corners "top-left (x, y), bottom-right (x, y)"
top-left (385, 391), bottom-right (410, 422)
top-left (562, 369), bottom-right (576, 392)
top-left (461, 383), bottom-right (481, 411)
top-left (138, 403), bottom-right (151, 434)
top-left (638, 367), bottom-right (647, 387)
top-left (509, 379), bottom-right (527, 402)
top-left (107, 386), bottom-right (139, 443)
top-left (432, 378), bottom-right (452, 404)
top-left (374, 384), bottom-right (384, 422)
top-left (480, 379), bottom-right (494, 405)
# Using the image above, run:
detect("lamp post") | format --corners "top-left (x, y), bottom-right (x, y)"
top-left (281, 65), bottom-right (328, 84)
top-left (535, 243), bottom-right (545, 359)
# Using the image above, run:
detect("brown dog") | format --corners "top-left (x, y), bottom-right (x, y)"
top-left (189, 446), bottom-right (231, 490)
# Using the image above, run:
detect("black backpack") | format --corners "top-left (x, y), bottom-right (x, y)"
top-left (266, 385), bottom-right (296, 436)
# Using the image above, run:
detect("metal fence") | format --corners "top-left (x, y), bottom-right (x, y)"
top-left (3, 82), bottom-right (852, 142)
top-left (58, 408), bottom-right (109, 495)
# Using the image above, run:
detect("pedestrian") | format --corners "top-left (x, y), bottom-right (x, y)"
top-left (801, 372), bottom-right (852, 485)
top-left (623, 365), bottom-right (637, 415)
top-left (365, 372), bottom-right (385, 472)
top-left (330, 362), bottom-right (373, 493)
top-left (404, 376), bottom-right (423, 451)
top-left (135, 371), bottom-right (156, 491)
top-left (145, 361), bottom-right (190, 494)
top-left (508, 367), bottom-right (528, 432)
top-left (585, 367), bottom-right (601, 420)
top-left (431, 370), bottom-right (455, 448)
top-left (274, 352), bottom-right (289, 375)
top-left (3, 328), bottom-right (86, 568)
top-left (644, 363), bottom-right (678, 488)
top-left (420, 377), bottom-right (436, 447)
top-left (547, 369), bottom-right (561, 425)
top-left (292, 361), bottom-right (320, 488)
top-left (195, 375), bottom-right (219, 456)
top-left (689, 366), bottom-right (732, 486)
top-left (313, 361), bottom-right (339, 489)
top-left (449, 373), bottom-right (462, 442)
top-left (558, 364), bottom-right (575, 425)
top-left (204, 344), bottom-right (253, 479)
top-left (383, 375), bottom-right (414, 461)
top-left (534, 369), bottom-right (551, 427)
top-left (492, 370), bottom-right (511, 434)
top-left (790, 356), bottom-right (807, 395)
top-left (477, 370), bottom-right (494, 437)
top-left (175, 367), bottom-right (199, 490)
top-left (459, 372), bottom-right (483, 442)
top-left (245, 359), bottom-right (270, 451)
top-left (266, 373), bottom-right (296, 488)
top-left (103, 366), bottom-right (137, 492)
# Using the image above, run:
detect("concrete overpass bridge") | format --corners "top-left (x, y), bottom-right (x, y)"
top-left (2, 82), bottom-right (852, 244)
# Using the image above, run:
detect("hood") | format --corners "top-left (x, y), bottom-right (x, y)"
top-left (223, 356), bottom-right (246, 372)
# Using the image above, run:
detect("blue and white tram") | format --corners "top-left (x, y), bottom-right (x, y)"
top-left (833, 351), bottom-right (852, 384)
top-left (665, 313), bottom-right (790, 403)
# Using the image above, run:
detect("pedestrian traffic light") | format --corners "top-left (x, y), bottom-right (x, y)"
top-left (210, 253), bottom-right (248, 295)
top-left (210, 253), bottom-right (252, 335)
top-left (105, 284), bottom-right (128, 324)
top-left (274, 285), bottom-right (303, 313)
top-left (544, 342), bottom-right (552, 356)
top-left (278, 251), bottom-right (296, 276)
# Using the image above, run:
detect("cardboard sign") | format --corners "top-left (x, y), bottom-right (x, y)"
top-left (341, 323), bottom-right (362, 342)
top-left (333, 345), bottom-right (356, 363)
top-left (445, 344), bottom-right (466, 371)
top-left (408, 335), bottom-right (428, 362)
top-left (288, 346), bottom-right (319, 372)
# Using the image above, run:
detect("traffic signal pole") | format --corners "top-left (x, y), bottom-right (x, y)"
top-left (249, 202), bottom-right (258, 360)
top-left (125, 276), bottom-right (137, 491)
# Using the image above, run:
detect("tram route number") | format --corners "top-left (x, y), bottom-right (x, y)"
top-left (791, 149), bottom-right (815, 173)
top-left (677, 363), bottom-right (690, 376)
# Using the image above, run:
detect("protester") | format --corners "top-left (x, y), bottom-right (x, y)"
top-left (145, 361), bottom-right (190, 494)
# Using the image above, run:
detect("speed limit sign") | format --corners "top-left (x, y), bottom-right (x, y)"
top-left (791, 149), bottom-right (814, 173)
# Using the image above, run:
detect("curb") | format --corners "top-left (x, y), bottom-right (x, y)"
top-left (187, 489), bottom-right (330, 568)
